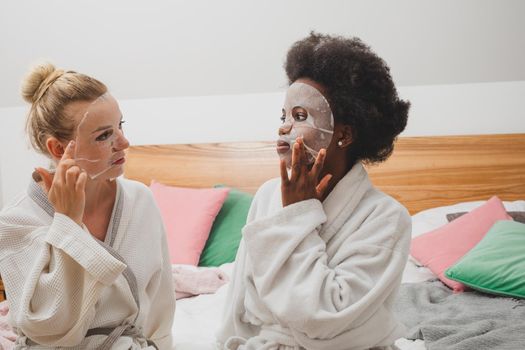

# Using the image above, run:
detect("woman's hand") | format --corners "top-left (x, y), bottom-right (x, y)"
top-left (280, 137), bottom-right (332, 207)
top-left (35, 141), bottom-right (87, 226)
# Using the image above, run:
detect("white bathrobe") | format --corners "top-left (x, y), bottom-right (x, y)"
top-left (0, 178), bottom-right (175, 349)
top-left (217, 163), bottom-right (411, 350)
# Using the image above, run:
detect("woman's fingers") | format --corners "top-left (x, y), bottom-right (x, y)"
top-left (280, 159), bottom-right (289, 185)
top-left (35, 167), bottom-right (53, 192)
top-left (55, 141), bottom-right (77, 183)
top-left (76, 171), bottom-right (87, 194)
top-left (311, 148), bottom-right (326, 179)
top-left (296, 137), bottom-right (307, 167)
top-left (61, 140), bottom-right (75, 161)
top-left (290, 141), bottom-right (302, 182)
top-left (316, 174), bottom-right (333, 198)
top-left (282, 139), bottom-right (331, 206)
top-left (56, 159), bottom-right (75, 184)
top-left (65, 166), bottom-right (81, 187)
top-left (292, 137), bottom-right (310, 181)
top-left (38, 141), bottom-right (86, 225)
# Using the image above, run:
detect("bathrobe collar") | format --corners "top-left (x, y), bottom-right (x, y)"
top-left (28, 177), bottom-right (124, 247)
top-left (321, 162), bottom-right (371, 239)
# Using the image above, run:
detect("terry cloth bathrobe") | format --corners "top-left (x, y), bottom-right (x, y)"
top-left (0, 178), bottom-right (175, 349)
top-left (217, 163), bottom-right (411, 350)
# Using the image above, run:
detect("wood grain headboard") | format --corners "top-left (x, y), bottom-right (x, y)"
top-left (0, 275), bottom-right (5, 302)
top-left (124, 133), bottom-right (525, 215)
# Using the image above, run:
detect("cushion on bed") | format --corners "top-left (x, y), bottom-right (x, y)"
top-left (150, 181), bottom-right (229, 265)
top-left (199, 186), bottom-right (253, 267)
top-left (445, 220), bottom-right (525, 298)
top-left (447, 211), bottom-right (525, 224)
top-left (410, 196), bottom-right (512, 292)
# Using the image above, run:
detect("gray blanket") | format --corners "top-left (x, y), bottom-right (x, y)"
top-left (394, 281), bottom-right (525, 350)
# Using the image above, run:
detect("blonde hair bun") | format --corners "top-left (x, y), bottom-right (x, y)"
top-left (21, 62), bottom-right (107, 155)
top-left (21, 62), bottom-right (62, 104)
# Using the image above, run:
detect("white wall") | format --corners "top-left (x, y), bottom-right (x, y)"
top-left (1, 0), bottom-right (525, 107)
top-left (1, 80), bottom-right (525, 207)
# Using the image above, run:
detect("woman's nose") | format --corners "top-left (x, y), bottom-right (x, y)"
top-left (279, 122), bottom-right (293, 136)
top-left (112, 130), bottom-right (130, 151)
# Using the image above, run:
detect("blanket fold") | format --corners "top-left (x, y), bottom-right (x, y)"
top-left (172, 265), bottom-right (228, 299)
top-left (394, 281), bottom-right (525, 350)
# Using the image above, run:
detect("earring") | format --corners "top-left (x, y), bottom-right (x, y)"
top-left (338, 140), bottom-right (343, 147)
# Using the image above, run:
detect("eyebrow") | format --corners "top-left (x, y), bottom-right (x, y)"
top-left (90, 115), bottom-right (123, 134)
top-left (91, 125), bottom-right (111, 134)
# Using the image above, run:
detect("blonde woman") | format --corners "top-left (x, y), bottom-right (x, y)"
top-left (0, 63), bottom-right (174, 349)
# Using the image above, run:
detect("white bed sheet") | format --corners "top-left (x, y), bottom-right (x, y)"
top-left (171, 200), bottom-right (525, 350)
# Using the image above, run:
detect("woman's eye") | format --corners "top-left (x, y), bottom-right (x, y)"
top-left (280, 115), bottom-right (286, 123)
top-left (96, 130), bottom-right (113, 142)
top-left (119, 120), bottom-right (126, 129)
top-left (294, 113), bottom-right (307, 122)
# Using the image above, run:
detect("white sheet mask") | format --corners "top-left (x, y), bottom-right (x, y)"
top-left (279, 82), bottom-right (334, 164)
top-left (74, 93), bottom-right (126, 179)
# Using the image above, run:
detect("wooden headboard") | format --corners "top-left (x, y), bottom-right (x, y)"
top-left (0, 275), bottom-right (4, 302)
top-left (124, 133), bottom-right (525, 215)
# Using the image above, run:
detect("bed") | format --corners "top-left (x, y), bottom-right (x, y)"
top-left (122, 133), bottom-right (525, 350)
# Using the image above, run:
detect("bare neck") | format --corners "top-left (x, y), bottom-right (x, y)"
top-left (84, 178), bottom-right (117, 215)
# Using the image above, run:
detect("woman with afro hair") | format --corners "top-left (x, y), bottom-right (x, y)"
top-left (217, 32), bottom-right (411, 350)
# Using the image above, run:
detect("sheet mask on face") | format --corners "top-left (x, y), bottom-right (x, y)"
top-left (74, 93), bottom-right (126, 180)
top-left (279, 82), bottom-right (334, 165)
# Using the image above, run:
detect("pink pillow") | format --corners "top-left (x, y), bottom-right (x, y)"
top-left (150, 181), bottom-right (229, 265)
top-left (411, 196), bottom-right (512, 292)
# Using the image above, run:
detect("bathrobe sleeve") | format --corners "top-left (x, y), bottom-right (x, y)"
top-left (242, 198), bottom-right (411, 340)
top-left (143, 207), bottom-right (175, 350)
top-left (0, 212), bottom-right (126, 347)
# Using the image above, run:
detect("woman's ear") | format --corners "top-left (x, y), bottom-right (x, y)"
top-left (45, 137), bottom-right (66, 160)
top-left (336, 125), bottom-right (353, 148)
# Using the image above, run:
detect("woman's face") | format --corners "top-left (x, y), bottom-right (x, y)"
top-left (277, 79), bottom-right (334, 168)
top-left (70, 93), bottom-right (129, 180)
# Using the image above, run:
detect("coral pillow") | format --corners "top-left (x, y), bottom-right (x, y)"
top-left (150, 181), bottom-right (229, 265)
top-left (410, 196), bottom-right (512, 292)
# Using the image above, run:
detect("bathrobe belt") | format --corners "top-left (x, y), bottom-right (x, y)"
top-left (87, 324), bottom-right (158, 350)
top-left (90, 241), bottom-right (158, 350)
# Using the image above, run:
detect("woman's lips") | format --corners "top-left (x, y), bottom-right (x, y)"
top-left (112, 157), bottom-right (126, 165)
top-left (276, 140), bottom-right (291, 154)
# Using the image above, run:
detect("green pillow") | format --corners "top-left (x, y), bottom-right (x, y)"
top-left (198, 186), bottom-right (253, 267)
top-left (445, 220), bottom-right (525, 298)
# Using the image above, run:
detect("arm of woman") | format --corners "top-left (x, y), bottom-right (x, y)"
top-left (143, 212), bottom-right (176, 349)
top-left (242, 200), bottom-right (410, 340)
top-left (0, 142), bottom-right (127, 346)
top-left (0, 213), bottom-right (127, 346)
